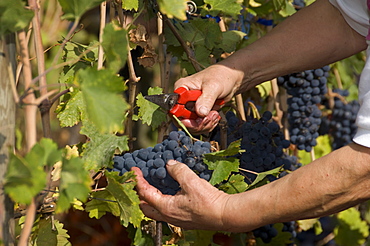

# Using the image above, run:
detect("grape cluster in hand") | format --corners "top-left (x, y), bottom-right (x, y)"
top-left (278, 66), bottom-right (330, 152)
top-left (109, 131), bottom-right (213, 195)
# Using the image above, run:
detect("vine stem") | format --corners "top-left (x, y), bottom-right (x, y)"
top-left (310, 148), bottom-right (316, 162)
top-left (29, 0), bottom-right (47, 97)
top-left (157, 12), bottom-right (171, 142)
top-left (333, 67), bottom-right (343, 90)
top-left (18, 198), bottom-right (37, 246)
top-left (98, 1), bottom-right (107, 70)
top-left (238, 167), bottom-right (259, 176)
top-left (114, 0), bottom-right (140, 151)
top-left (218, 17), bottom-right (240, 149)
top-left (17, 30), bottom-right (37, 246)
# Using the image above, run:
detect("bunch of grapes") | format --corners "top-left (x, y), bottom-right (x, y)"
top-left (253, 224), bottom-right (278, 244)
top-left (320, 89), bottom-right (360, 150)
top-left (109, 131), bottom-right (213, 195)
top-left (210, 110), bottom-right (244, 145)
top-left (277, 66), bottom-right (330, 152)
top-left (239, 111), bottom-right (291, 175)
top-left (293, 0), bottom-right (305, 9)
top-left (252, 221), bottom-right (297, 244)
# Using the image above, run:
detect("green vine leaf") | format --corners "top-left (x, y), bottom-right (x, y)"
top-left (80, 119), bottom-right (129, 170)
top-left (130, 225), bottom-right (154, 246)
top-left (203, 156), bottom-right (240, 186)
top-left (59, 41), bottom-right (99, 84)
top-left (157, 0), bottom-right (187, 20)
top-left (85, 189), bottom-right (121, 219)
top-left (78, 67), bottom-right (129, 133)
top-left (56, 155), bottom-right (92, 213)
top-left (102, 23), bottom-right (128, 73)
top-left (218, 174), bottom-right (248, 194)
top-left (35, 218), bottom-right (71, 246)
top-left (202, 0), bottom-right (243, 18)
top-left (279, 1), bottom-right (296, 17)
top-left (105, 171), bottom-right (145, 228)
top-left (122, 0), bottom-right (139, 11)
top-left (0, 0), bottom-right (34, 35)
top-left (247, 166), bottom-right (283, 189)
top-left (216, 30), bottom-right (246, 53)
top-left (4, 138), bottom-right (62, 204)
top-left (135, 87), bottom-right (167, 129)
top-left (180, 230), bottom-right (216, 246)
top-left (56, 89), bottom-right (86, 127)
top-left (203, 140), bottom-right (241, 185)
top-left (207, 139), bottom-right (241, 157)
top-left (57, 0), bottom-right (105, 21)
top-left (334, 207), bottom-right (369, 246)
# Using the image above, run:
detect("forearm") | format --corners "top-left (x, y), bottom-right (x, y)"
top-left (223, 143), bottom-right (370, 232)
top-left (217, 0), bottom-right (367, 93)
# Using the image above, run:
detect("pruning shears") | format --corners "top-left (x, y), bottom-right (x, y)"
top-left (144, 87), bottom-right (225, 120)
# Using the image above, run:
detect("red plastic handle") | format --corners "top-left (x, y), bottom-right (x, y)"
top-left (170, 104), bottom-right (198, 119)
top-left (170, 87), bottom-right (225, 119)
top-left (174, 87), bottom-right (225, 106)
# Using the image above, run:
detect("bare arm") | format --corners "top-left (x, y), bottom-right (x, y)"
top-left (134, 143), bottom-right (370, 232)
top-left (175, 0), bottom-right (367, 133)
top-left (133, 0), bottom-right (370, 232)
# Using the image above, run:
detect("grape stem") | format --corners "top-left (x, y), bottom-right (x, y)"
top-left (333, 67), bottom-right (343, 90)
top-left (247, 101), bottom-right (261, 119)
top-left (238, 167), bottom-right (259, 175)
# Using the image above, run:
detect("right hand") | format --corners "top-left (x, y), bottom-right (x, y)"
top-left (175, 64), bottom-right (244, 134)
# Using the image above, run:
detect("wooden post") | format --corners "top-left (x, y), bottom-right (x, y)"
top-left (0, 34), bottom-right (16, 246)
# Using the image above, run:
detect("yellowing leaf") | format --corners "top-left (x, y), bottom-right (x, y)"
top-left (249, 0), bottom-right (261, 7)
top-left (157, 0), bottom-right (187, 20)
top-left (256, 81), bottom-right (272, 98)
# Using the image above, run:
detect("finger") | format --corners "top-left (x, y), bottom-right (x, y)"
top-left (132, 167), bottom-right (164, 202)
top-left (174, 77), bottom-right (201, 91)
top-left (166, 160), bottom-right (208, 191)
top-left (139, 203), bottom-right (166, 221)
top-left (180, 111), bottom-right (220, 134)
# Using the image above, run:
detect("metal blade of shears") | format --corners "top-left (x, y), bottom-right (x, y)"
top-left (144, 93), bottom-right (179, 111)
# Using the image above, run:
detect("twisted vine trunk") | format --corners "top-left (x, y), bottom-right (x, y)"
top-left (0, 34), bottom-right (16, 246)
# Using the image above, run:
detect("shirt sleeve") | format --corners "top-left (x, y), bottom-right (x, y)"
top-left (353, 46), bottom-right (370, 148)
top-left (329, 0), bottom-right (370, 147)
top-left (329, 0), bottom-right (368, 37)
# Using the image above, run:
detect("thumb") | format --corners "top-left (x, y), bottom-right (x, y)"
top-left (166, 160), bottom-right (205, 189)
top-left (195, 87), bottom-right (221, 117)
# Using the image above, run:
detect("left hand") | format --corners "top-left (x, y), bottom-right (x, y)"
top-left (132, 160), bottom-right (231, 231)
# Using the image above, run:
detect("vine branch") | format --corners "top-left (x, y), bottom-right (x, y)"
top-left (162, 15), bottom-right (202, 72)
top-left (17, 29), bottom-right (37, 246)
top-left (115, 0), bottom-right (141, 151)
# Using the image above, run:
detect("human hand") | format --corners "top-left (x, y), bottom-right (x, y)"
top-left (175, 64), bottom-right (244, 134)
top-left (132, 160), bottom-right (231, 231)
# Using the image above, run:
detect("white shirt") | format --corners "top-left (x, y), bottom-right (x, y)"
top-left (329, 0), bottom-right (370, 147)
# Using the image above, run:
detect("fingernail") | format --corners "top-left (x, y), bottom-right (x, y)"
top-left (211, 113), bottom-right (219, 121)
top-left (203, 118), bottom-right (211, 125)
top-left (199, 106), bottom-right (209, 116)
top-left (167, 159), bottom-right (177, 166)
